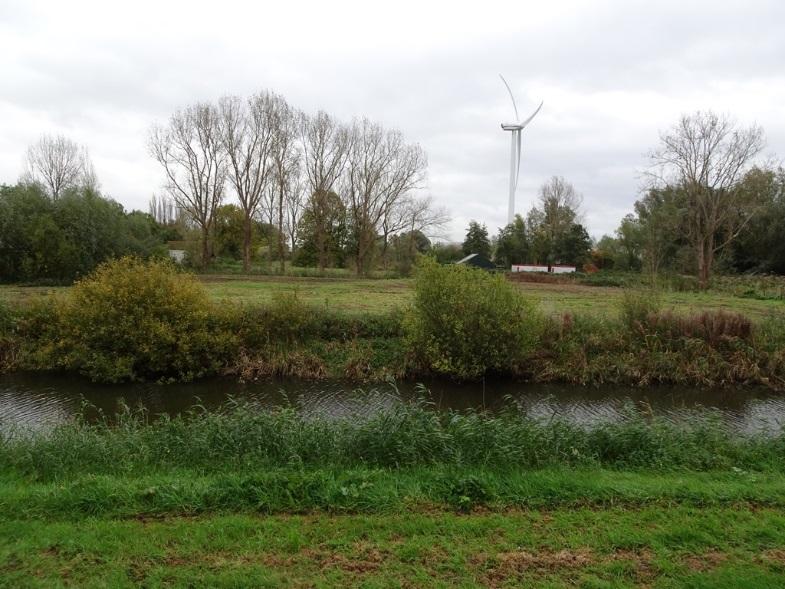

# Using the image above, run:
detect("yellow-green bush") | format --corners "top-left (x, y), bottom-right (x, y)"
top-left (27, 257), bottom-right (236, 382)
top-left (404, 258), bottom-right (540, 379)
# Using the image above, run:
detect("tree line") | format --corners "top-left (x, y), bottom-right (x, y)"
top-left (0, 135), bottom-right (172, 284)
top-left (148, 92), bottom-right (447, 275)
top-left (451, 111), bottom-right (778, 287)
top-left (595, 111), bottom-right (779, 287)
top-left (448, 175), bottom-right (592, 269)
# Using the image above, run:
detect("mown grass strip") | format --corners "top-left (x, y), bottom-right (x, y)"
top-left (2, 467), bottom-right (784, 520)
top-left (4, 505), bottom-right (785, 587)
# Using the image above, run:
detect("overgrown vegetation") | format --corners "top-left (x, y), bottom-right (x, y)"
top-left (2, 258), bottom-right (785, 387)
top-left (0, 183), bottom-right (166, 284)
top-left (404, 258), bottom-right (540, 378)
top-left (18, 258), bottom-right (234, 383)
top-left (5, 398), bottom-right (785, 481)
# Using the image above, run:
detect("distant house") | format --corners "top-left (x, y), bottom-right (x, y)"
top-left (512, 264), bottom-right (549, 273)
top-left (168, 249), bottom-right (187, 264)
top-left (456, 253), bottom-right (496, 270)
top-left (511, 263), bottom-right (577, 274)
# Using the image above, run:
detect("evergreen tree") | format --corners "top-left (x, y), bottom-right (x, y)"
top-left (494, 214), bottom-right (528, 267)
top-left (462, 220), bottom-right (491, 258)
top-left (554, 223), bottom-right (592, 267)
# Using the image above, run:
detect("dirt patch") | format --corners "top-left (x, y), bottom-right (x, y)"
top-left (761, 549), bottom-right (785, 564)
top-left (683, 550), bottom-right (728, 572)
top-left (302, 545), bottom-right (385, 574)
top-left (484, 547), bottom-right (595, 585)
top-left (484, 547), bottom-right (657, 587)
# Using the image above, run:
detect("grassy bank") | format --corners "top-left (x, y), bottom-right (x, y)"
top-left (5, 401), bottom-right (785, 479)
top-left (2, 258), bottom-right (785, 387)
top-left (5, 403), bottom-right (785, 586)
top-left (6, 505), bottom-right (785, 587)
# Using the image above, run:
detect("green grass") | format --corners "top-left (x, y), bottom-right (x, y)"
top-left (3, 276), bottom-right (782, 320)
top-left (3, 468), bottom-right (785, 520)
top-left (4, 402), bottom-right (785, 586)
top-left (4, 502), bottom-right (785, 587)
top-left (199, 275), bottom-right (413, 313)
top-left (6, 400), bottom-right (785, 480)
top-left (520, 281), bottom-right (785, 322)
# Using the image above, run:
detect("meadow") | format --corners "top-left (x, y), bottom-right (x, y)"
top-left (3, 273), bottom-right (784, 320)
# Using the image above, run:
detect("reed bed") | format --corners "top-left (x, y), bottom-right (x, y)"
top-left (3, 397), bottom-right (784, 482)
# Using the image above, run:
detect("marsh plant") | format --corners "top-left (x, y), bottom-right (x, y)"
top-left (3, 396), bottom-right (783, 481)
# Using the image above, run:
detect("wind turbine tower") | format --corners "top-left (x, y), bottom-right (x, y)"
top-left (499, 75), bottom-right (542, 225)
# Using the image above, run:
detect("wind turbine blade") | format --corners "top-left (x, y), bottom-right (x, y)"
top-left (519, 100), bottom-right (543, 128)
top-left (499, 74), bottom-right (519, 121)
top-left (515, 131), bottom-right (522, 193)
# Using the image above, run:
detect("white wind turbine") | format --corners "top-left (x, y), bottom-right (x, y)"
top-left (499, 74), bottom-right (542, 225)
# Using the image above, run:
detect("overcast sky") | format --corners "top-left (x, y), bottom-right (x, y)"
top-left (1, 0), bottom-right (783, 241)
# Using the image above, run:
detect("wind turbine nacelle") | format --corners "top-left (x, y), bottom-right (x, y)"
top-left (501, 123), bottom-right (523, 131)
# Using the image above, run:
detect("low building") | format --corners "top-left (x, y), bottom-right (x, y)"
top-left (455, 253), bottom-right (496, 270)
top-left (168, 249), bottom-right (187, 264)
top-left (511, 264), bottom-right (549, 273)
top-left (511, 264), bottom-right (577, 274)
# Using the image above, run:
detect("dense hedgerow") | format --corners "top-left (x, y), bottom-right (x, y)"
top-left (18, 257), bottom-right (236, 382)
top-left (404, 258), bottom-right (540, 379)
top-left (2, 397), bottom-right (784, 481)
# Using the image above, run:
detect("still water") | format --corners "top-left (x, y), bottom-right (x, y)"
top-left (2, 372), bottom-right (785, 435)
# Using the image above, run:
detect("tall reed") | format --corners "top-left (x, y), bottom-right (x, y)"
top-left (2, 396), bottom-right (782, 481)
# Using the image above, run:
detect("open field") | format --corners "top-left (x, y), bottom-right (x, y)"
top-left (3, 501), bottom-right (785, 587)
top-left (3, 275), bottom-right (783, 320)
top-left (200, 275), bottom-right (412, 313)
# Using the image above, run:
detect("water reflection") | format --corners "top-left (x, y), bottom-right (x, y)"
top-left (1, 372), bottom-right (784, 436)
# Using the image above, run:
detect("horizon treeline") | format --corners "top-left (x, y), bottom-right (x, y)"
top-left (449, 111), bottom-right (781, 287)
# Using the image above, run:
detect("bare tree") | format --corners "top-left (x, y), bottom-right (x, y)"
top-left (538, 175), bottom-right (583, 226)
top-left (22, 134), bottom-right (97, 198)
top-left (344, 119), bottom-right (426, 276)
top-left (379, 198), bottom-right (411, 268)
top-left (268, 96), bottom-right (301, 273)
top-left (218, 92), bottom-right (277, 271)
top-left (384, 196), bottom-right (450, 260)
top-left (148, 102), bottom-right (226, 266)
top-left (527, 176), bottom-right (583, 264)
top-left (300, 111), bottom-right (352, 271)
top-left (402, 195), bottom-right (450, 257)
top-left (649, 111), bottom-right (765, 287)
top-left (286, 166), bottom-right (307, 253)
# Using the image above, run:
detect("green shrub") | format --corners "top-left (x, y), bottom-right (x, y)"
top-left (26, 257), bottom-right (236, 382)
top-left (0, 299), bottom-right (16, 371)
top-left (404, 258), bottom-right (540, 379)
top-left (619, 289), bottom-right (662, 329)
top-left (231, 291), bottom-right (314, 350)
